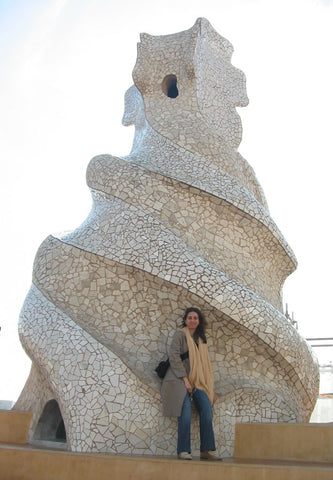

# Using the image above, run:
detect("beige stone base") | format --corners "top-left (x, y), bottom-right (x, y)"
top-left (234, 422), bottom-right (333, 463)
top-left (0, 410), bottom-right (32, 444)
top-left (1, 445), bottom-right (333, 480)
top-left (1, 410), bottom-right (333, 479)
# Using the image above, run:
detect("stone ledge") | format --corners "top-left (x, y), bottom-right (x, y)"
top-left (234, 422), bottom-right (333, 463)
top-left (0, 410), bottom-right (32, 444)
top-left (0, 444), bottom-right (333, 480)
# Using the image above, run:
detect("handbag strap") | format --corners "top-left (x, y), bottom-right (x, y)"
top-left (180, 350), bottom-right (189, 361)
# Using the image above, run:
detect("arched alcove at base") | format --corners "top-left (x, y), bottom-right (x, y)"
top-left (33, 399), bottom-right (66, 444)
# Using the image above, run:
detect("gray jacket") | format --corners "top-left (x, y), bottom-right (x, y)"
top-left (161, 330), bottom-right (190, 417)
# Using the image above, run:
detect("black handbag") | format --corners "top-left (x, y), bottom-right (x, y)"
top-left (155, 351), bottom-right (189, 378)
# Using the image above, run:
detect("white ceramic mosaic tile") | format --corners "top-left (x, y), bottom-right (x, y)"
top-left (15, 18), bottom-right (319, 458)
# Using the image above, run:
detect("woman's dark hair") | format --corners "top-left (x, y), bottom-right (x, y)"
top-left (182, 307), bottom-right (207, 343)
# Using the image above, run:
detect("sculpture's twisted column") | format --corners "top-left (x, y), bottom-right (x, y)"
top-left (16, 18), bottom-right (319, 457)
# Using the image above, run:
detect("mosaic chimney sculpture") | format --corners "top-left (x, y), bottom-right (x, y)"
top-left (16, 18), bottom-right (319, 457)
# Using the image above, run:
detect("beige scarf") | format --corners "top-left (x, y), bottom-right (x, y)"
top-left (183, 327), bottom-right (214, 404)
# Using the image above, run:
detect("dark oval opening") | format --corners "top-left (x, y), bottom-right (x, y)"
top-left (162, 74), bottom-right (179, 98)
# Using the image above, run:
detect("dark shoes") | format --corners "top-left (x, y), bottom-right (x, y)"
top-left (200, 450), bottom-right (222, 461)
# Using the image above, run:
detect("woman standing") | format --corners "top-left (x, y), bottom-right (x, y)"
top-left (161, 307), bottom-right (221, 460)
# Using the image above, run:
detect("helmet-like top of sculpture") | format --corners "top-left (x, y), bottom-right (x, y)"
top-left (133, 18), bottom-right (248, 152)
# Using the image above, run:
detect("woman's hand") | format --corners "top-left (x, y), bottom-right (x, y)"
top-left (182, 377), bottom-right (192, 393)
top-left (213, 393), bottom-right (218, 404)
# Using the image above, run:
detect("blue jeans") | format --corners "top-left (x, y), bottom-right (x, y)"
top-left (177, 388), bottom-right (216, 454)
